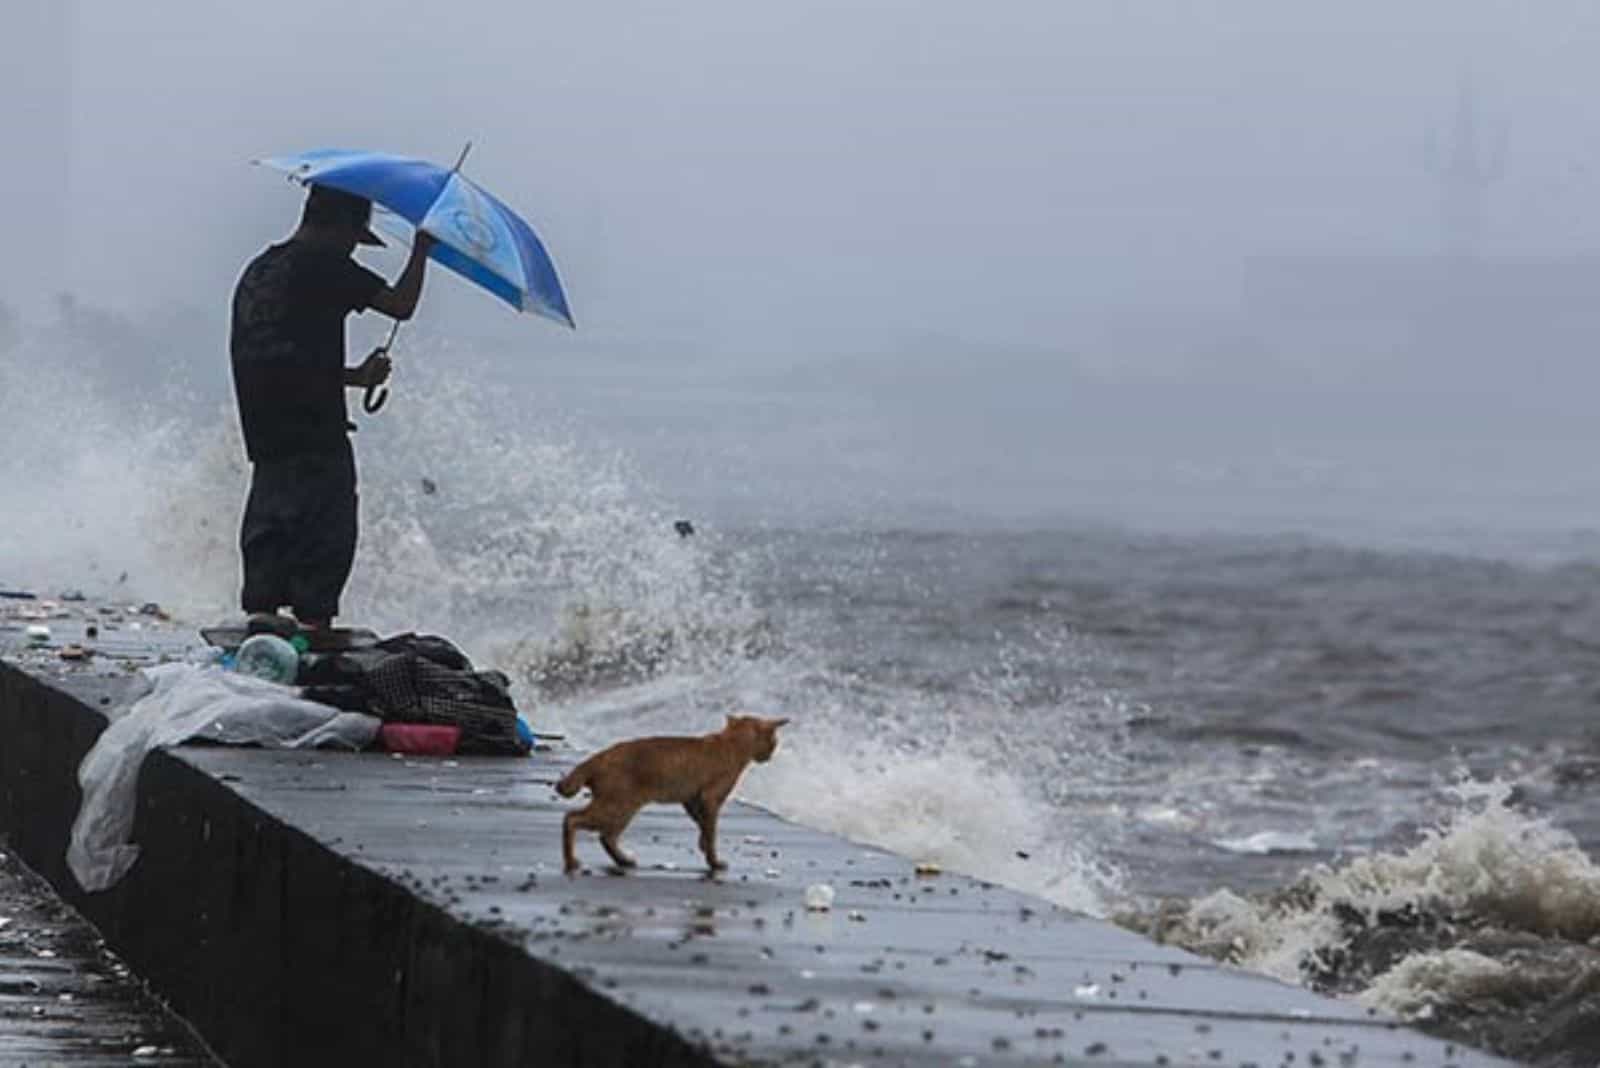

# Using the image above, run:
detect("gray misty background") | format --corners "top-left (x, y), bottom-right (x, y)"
top-left (7, 0), bottom-right (1600, 544)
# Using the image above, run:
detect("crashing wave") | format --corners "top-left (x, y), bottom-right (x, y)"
top-left (1116, 777), bottom-right (1600, 1065)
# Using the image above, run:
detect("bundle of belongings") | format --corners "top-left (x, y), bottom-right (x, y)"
top-left (298, 633), bottom-right (532, 757)
top-left (69, 632), bottom-right (532, 893)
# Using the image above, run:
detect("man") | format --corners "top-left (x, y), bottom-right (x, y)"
top-left (229, 184), bottom-right (434, 631)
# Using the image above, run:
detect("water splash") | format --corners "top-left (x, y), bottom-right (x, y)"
top-left (2, 330), bottom-right (1126, 917)
top-left (0, 328), bottom-right (237, 610)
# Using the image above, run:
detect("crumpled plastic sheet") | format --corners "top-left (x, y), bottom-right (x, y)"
top-left (68, 662), bottom-right (380, 892)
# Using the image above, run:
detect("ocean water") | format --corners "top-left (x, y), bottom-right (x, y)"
top-left (6, 329), bottom-right (1600, 1065)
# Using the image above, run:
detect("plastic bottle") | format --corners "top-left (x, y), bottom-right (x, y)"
top-left (234, 634), bottom-right (301, 685)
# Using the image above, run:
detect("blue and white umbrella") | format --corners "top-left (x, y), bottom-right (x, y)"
top-left (256, 145), bottom-right (575, 329)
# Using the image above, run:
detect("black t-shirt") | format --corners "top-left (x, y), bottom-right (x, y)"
top-left (230, 241), bottom-right (385, 463)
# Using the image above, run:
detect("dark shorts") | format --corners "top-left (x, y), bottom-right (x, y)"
top-left (239, 441), bottom-right (357, 622)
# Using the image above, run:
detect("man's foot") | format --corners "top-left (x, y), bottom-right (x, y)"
top-left (245, 612), bottom-right (297, 638)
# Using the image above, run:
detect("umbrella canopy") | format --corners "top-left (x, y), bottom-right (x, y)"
top-left (256, 147), bottom-right (574, 328)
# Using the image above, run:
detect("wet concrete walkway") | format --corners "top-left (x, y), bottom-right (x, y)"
top-left (0, 846), bottom-right (217, 1066)
top-left (196, 745), bottom-right (1511, 1067)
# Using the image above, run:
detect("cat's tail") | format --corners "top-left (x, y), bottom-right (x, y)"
top-left (555, 758), bottom-right (594, 798)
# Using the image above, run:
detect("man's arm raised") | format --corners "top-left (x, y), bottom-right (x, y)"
top-left (368, 231), bottom-right (436, 322)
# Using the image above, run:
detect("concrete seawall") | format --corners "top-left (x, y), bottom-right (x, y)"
top-left (0, 643), bottom-right (1511, 1066)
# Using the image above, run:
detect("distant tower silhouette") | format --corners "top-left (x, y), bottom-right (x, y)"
top-left (1424, 77), bottom-right (1505, 259)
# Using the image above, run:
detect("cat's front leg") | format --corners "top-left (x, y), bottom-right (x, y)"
top-left (683, 798), bottom-right (725, 871)
top-left (698, 796), bottom-right (728, 871)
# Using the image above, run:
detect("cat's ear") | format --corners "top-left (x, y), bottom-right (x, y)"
top-left (769, 717), bottom-right (791, 730)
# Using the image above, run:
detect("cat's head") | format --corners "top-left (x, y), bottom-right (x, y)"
top-left (727, 714), bottom-right (789, 762)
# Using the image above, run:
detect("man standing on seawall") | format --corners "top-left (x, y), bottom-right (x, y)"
top-left (230, 184), bottom-right (434, 631)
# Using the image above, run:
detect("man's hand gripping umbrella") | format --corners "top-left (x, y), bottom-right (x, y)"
top-left (256, 142), bottom-right (576, 415)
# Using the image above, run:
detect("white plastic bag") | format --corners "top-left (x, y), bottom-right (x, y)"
top-left (67, 662), bottom-right (381, 892)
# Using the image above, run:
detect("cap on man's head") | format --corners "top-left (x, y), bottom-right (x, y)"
top-left (302, 184), bottom-right (385, 247)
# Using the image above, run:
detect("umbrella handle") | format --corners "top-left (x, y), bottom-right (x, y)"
top-left (362, 321), bottom-right (403, 415)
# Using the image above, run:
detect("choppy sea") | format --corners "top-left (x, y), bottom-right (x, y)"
top-left (6, 330), bottom-right (1600, 1065)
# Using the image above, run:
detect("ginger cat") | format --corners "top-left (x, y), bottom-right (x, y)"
top-left (556, 715), bottom-right (789, 873)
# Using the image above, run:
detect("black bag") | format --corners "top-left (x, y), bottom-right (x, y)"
top-left (299, 633), bottom-right (530, 756)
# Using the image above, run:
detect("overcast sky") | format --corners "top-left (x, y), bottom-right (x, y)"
top-left (3, 3), bottom-right (1596, 342)
top-left (8, 1), bottom-right (1600, 533)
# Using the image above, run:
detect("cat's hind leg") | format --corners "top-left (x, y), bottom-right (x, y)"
top-left (598, 801), bottom-right (643, 869)
top-left (562, 804), bottom-right (593, 873)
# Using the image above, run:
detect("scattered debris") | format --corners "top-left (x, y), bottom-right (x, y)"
top-left (804, 883), bottom-right (835, 911)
